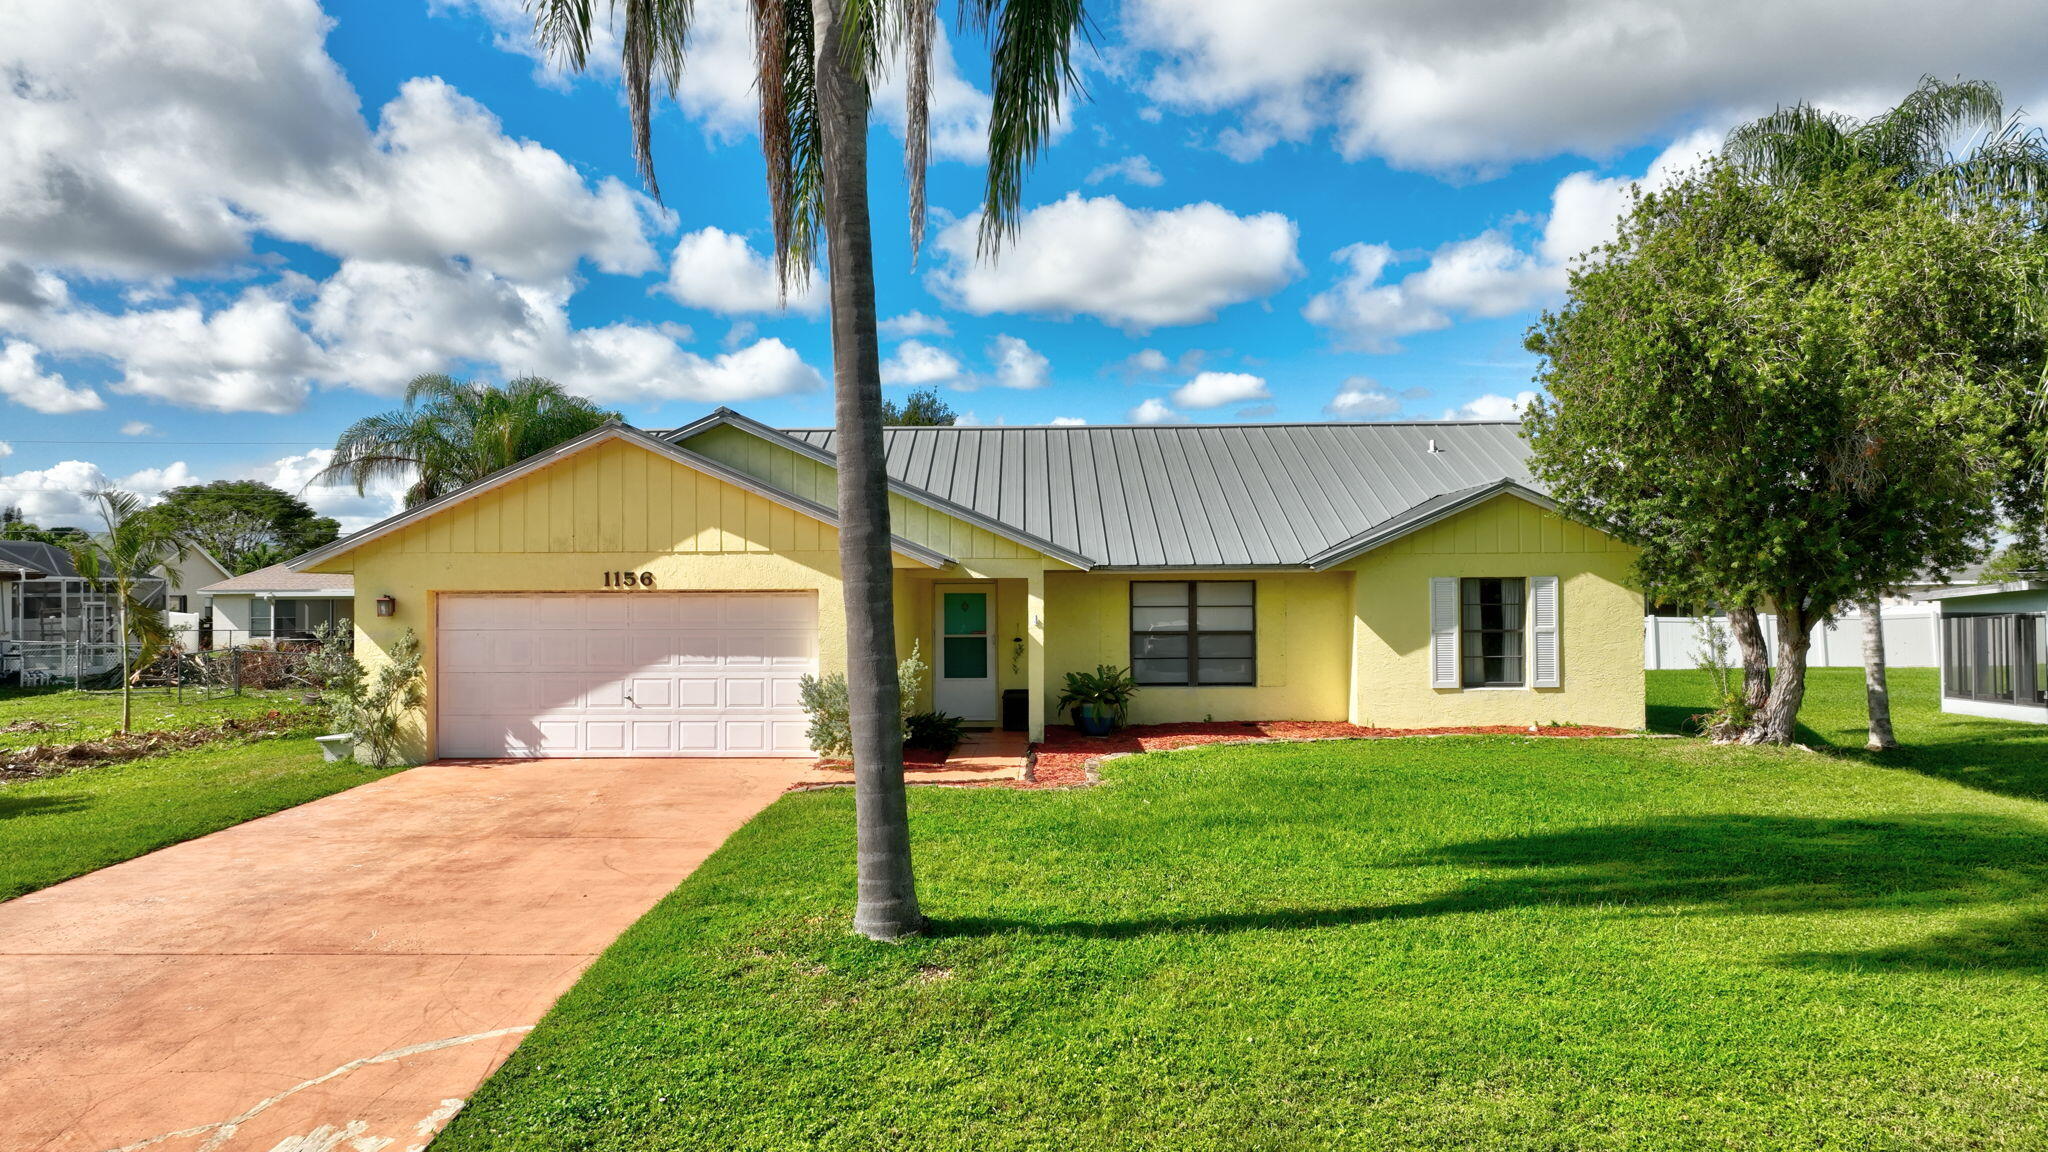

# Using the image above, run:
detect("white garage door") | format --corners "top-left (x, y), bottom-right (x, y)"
top-left (437, 592), bottom-right (817, 758)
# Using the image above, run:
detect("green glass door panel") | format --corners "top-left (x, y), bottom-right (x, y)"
top-left (943, 592), bottom-right (987, 635)
top-left (943, 636), bottom-right (989, 678)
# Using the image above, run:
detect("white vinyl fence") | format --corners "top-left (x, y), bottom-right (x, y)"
top-left (1645, 605), bottom-right (1938, 671)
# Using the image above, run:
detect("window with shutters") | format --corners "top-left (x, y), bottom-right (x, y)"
top-left (1129, 580), bottom-right (1256, 686)
top-left (1460, 577), bottom-right (1526, 687)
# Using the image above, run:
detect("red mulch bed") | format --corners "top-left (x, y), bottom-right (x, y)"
top-left (1028, 720), bottom-right (1627, 785)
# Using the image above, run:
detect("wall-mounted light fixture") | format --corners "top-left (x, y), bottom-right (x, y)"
top-left (375, 594), bottom-right (397, 617)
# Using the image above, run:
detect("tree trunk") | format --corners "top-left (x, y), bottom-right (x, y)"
top-left (1860, 597), bottom-right (1896, 751)
top-left (1742, 602), bottom-right (1813, 745)
top-left (813, 0), bottom-right (923, 941)
top-left (119, 596), bottom-right (132, 734)
top-left (1725, 603), bottom-right (1772, 712)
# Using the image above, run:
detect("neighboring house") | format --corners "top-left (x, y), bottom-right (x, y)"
top-left (198, 563), bottom-right (355, 646)
top-left (0, 539), bottom-right (228, 643)
top-left (1916, 576), bottom-right (2048, 724)
top-left (289, 408), bottom-right (1645, 762)
top-left (0, 539), bottom-right (230, 677)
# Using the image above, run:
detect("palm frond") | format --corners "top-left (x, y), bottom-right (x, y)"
top-left (753, 0), bottom-right (823, 296)
top-left (901, 0), bottom-right (937, 257)
top-left (529, 0), bottom-right (693, 202)
top-left (1724, 105), bottom-right (1858, 187)
top-left (1856, 75), bottom-right (2006, 176)
top-left (963, 0), bottom-right (1092, 255)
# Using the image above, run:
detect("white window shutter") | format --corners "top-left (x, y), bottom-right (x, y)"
top-left (1429, 577), bottom-right (1459, 688)
top-left (1531, 575), bottom-right (1561, 688)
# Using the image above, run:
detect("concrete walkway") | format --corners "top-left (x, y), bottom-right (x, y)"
top-left (0, 757), bottom-right (806, 1152)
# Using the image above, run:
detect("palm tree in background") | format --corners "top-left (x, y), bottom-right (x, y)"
top-left (528, 0), bottom-right (1088, 939)
top-left (68, 490), bottom-right (188, 734)
top-left (316, 374), bottom-right (620, 509)
top-left (1724, 76), bottom-right (2048, 750)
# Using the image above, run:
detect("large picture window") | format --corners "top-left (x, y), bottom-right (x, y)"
top-left (1461, 577), bottom-right (1526, 687)
top-left (1130, 581), bottom-right (1256, 686)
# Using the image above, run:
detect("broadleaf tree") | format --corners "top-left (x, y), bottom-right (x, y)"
top-left (1724, 76), bottom-right (2048, 748)
top-left (1524, 161), bottom-right (2048, 744)
top-left (526, 0), bottom-right (1088, 939)
top-left (137, 480), bottom-right (340, 574)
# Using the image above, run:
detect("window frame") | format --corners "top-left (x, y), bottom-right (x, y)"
top-left (1460, 576), bottom-right (1528, 688)
top-left (1128, 580), bottom-right (1257, 687)
top-left (1944, 612), bottom-right (2047, 706)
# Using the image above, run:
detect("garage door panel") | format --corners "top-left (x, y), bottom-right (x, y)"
top-left (724, 677), bottom-right (767, 708)
top-left (438, 593), bottom-right (818, 758)
top-left (724, 721), bottom-right (768, 751)
top-left (630, 721), bottom-right (676, 752)
top-left (770, 721), bottom-right (810, 754)
top-left (583, 597), bottom-right (632, 627)
top-left (628, 597), bottom-right (683, 626)
top-left (584, 632), bottom-right (634, 669)
top-left (533, 598), bottom-right (582, 630)
top-left (628, 677), bottom-right (674, 708)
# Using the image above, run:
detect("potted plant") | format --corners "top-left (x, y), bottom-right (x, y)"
top-left (1056, 664), bottom-right (1138, 737)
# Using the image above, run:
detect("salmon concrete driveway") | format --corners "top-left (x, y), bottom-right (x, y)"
top-left (0, 757), bottom-right (806, 1152)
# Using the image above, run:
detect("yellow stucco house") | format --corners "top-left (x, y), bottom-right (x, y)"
top-left (290, 407), bottom-right (1643, 762)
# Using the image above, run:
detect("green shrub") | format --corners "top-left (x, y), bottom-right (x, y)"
top-left (798, 641), bottom-right (928, 758)
top-left (904, 710), bottom-right (967, 757)
top-left (321, 629), bottom-right (425, 766)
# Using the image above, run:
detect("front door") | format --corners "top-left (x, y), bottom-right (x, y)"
top-left (934, 585), bottom-right (995, 723)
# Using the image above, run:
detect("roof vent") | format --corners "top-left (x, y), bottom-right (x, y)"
top-left (1427, 438), bottom-right (1442, 454)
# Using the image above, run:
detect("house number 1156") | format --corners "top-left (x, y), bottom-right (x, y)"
top-left (604, 571), bottom-right (655, 588)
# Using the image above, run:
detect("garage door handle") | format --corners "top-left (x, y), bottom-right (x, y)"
top-left (622, 689), bottom-right (634, 705)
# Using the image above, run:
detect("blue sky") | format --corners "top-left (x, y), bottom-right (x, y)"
top-left (4, 0), bottom-right (2045, 528)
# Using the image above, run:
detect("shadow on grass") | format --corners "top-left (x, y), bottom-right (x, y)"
top-left (1878, 723), bottom-right (2048, 805)
top-left (1789, 911), bottom-right (2048, 972)
top-left (0, 793), bottom-right (89, 820)
top-left (939, 814), bottom-right (2048, 969)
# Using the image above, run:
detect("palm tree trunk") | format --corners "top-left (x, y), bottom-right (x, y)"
top-left (813, 0), bottom-right (923, 941)
top-left (1861, 597), bottom-right (1897, 750)
top-left (119, 592), bottom-right (132, 734)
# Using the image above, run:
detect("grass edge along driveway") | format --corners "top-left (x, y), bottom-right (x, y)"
top-left (439, 668), bottom-right (2048, 1151)
top-left (0, 737), bottom-right (399, 900)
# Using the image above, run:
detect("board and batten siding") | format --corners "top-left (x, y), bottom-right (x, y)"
top-left (311, 436), bottom-right (938, 762)
top-left (682, 424), bottom-right (1041, 562)
top-left (1345, 493), bottom-right (1643, 730)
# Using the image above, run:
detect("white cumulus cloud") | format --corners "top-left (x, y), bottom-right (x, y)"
top-left (0, 340), bottom-right (103, 413)
top-left (1446, 391), bottom-right (1539, 420)
top-left (879, 312), bottom-right (952, 339)
top-left (660, 228), bottom-right (823, 316)
top-left (1127, 0), bottom-right (2047, 172)
top-left (1085, 155), bottom-right (1165, 187)
top-left (1326, 379), bottom-right (1401, 419)
top-left (1129, 397), bottom-right (1187, 424)
top-left (988, 335), bottom-right (1051, 390)
top-left (1171, 371), bottom-right (1268, 409)
top-left (1304, 131), bottom-right (1717, 350)
top-left (930, 194), bottom-right (1301, 331)
top-left (881, 340), bottom-right (964, 387)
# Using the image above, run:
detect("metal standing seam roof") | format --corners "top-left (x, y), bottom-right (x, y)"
top-left (757, 420), bottom-right (1542, 568)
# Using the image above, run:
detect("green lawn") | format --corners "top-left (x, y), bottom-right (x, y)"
top-left (441, 668), bottom-right (2048, 1151)
top-left (0, 686), bottom-right (315, 752)
top-left (0, 738), bottom-right (399, 899)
